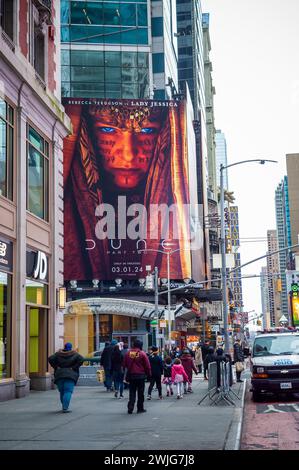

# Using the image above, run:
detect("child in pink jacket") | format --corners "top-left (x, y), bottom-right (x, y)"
top-left (171, 358), bottom-right (190, 399)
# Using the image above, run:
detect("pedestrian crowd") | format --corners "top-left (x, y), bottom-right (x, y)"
top-left (48, 338), bottom-right (246, 413)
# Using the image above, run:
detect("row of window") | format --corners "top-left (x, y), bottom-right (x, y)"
top-left (0, 98), bottom-right (49, 221)
top-left (62, 82), bottom-right (149, 99)
top-left (62, 1), bottom-right (148, 27)
top-left (61, 25), bottom-right (148, 45)
top-left (61, 49), bottom-right (149, 68)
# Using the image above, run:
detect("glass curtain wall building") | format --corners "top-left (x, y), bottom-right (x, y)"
top-left (275, 177), bottom-right (292, 320)
top-left (61, 0), bottom-right (152, 99)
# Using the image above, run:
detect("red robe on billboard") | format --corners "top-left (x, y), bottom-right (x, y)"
top-left (63, 99), bottom-right (192, 281)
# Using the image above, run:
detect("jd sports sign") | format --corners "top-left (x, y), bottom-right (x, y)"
top-left (26, 250), bottom-right (48, 281)
top-left (0, 238), bottom-right (13, 272)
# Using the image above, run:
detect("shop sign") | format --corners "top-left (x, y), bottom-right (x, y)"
top-left (159, 320), bottom-right (167, 328)
top-left (26, 250), bottom-right (48, 281)
top-left (0, 238), bottom-right (13, 272)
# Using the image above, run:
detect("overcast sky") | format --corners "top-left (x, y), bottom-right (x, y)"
top-left (201, 0), bottom-right (299, 316)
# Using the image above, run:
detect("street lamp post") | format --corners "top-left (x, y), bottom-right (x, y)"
top-left (220, 159), bottom-right (277, 353)
top-left (139, 247), bottom-right (189, 351)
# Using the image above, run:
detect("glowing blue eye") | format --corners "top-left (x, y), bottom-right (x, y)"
top-left (141, 128), bottom-right (154, 134)
top-left (100, 127), bottom-right (115, 133)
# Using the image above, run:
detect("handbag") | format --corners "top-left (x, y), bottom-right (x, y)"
top-left (96, 367), bottom-right (105, 383)
top-left (235, 361), bottom-right (244, 372)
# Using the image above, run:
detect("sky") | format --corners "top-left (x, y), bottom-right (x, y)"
top-left (201, 0), bottom-right (299, 316)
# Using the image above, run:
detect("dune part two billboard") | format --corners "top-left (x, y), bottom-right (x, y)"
top-left (63, 98), bottom-right (204, 281)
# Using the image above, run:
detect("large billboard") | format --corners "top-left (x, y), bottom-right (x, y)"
top-left (63, 98), bottom-right (203, 281)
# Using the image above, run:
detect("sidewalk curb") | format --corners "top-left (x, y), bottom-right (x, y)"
top-left (224, 379), bottom-right (247, 450)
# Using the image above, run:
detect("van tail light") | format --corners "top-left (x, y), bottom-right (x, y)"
top-left (252, 373), bottom-right (269, 378)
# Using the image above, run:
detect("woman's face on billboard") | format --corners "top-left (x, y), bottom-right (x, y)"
top-left (92, 119), bottom-right (161, 190)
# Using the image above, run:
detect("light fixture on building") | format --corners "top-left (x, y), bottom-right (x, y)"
top-left (161, 278), bottom-right (168, 286)
top-left (139, 278), bottom-right (146, 286)
top-left (115, 278), bottom-right (122, 286)
top-left (183, 278), bottom-right (191, 284)
top-left (57, 287), bottom-right (66, 309)
top-left (70, 280), bottom-right (77, 289)
top-left (92, 279), bottom-right (99, 288)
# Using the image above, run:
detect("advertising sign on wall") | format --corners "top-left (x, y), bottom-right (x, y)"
top-left (63, 98), bottom-right (203, 281)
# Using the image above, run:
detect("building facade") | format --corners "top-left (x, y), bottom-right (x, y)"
top-left (260, 266), bottom-right (270, 329)
top-left (266, 230), bottom-right (281, 327)
top-left (275, 177), bottom-right (292, 321)
top-left (0, 0), bottom-right (71, 401)
top-left (202, 13), bottom-right (216, 200)
top-left (286, 154), bottom-right (299, 255)
top-left (215, 129), bottom-right (228, 191)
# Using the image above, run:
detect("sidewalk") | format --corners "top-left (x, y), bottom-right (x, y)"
top-left (0, 376), bottom-right (245, 450)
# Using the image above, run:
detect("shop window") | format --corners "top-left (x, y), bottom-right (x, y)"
top-left (0, 0), bottom-right (14, 41)
top-left (0, 98), bottom-right (14, 200)
top-left (0, 271), bottom-right (12, 379)
top-left (27, 125), bottom-right (49, 221)
top-left (26, 279), bottom-right (48, 306)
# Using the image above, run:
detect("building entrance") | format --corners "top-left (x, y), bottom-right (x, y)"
top-left (26, 306), bottom-right (48, 388)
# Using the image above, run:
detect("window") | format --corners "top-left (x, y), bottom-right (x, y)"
top-left (27, 126), bottom-right (49, 221)
top-left (0, 98), bottom-right (14, 200)
top-left (0, 0), bottom-right (14, 41)
top-left (30, 2), bottom-right (46, 80)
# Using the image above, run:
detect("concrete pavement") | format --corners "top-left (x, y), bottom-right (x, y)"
top-left (0, 375), bottom-right (245, 450)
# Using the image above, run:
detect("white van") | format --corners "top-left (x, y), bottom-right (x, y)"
top-left (250, 330), bottom-right (299, 401)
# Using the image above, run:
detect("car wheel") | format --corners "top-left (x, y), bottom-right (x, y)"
top-left (252, 390), bottom-right (261, 402)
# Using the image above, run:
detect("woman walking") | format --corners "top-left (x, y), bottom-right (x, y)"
top-left (181, 349), bottom-right (198, 393)
top-left (111, 343), bottom-right (125, 398)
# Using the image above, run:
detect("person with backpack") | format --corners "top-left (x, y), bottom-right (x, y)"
top-left (123, 339), bottom-right (151, 414)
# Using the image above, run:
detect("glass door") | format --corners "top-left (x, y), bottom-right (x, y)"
top-left (26, 306), bottom-right (48, 380)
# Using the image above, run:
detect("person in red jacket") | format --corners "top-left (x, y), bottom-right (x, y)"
top-left (171, 358), bottom-right (190, 399)
top-left (123, 339), bottom-right (151, 414)
top-left (181, 349), bottom-right (198, 394)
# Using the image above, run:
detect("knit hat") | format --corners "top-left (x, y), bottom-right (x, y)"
top-left (151, 346), bottom-right (158, 352)
top-left (111, 339), bottom-right (118, 346)
top-left (64, 342), bottom-right (72, 351)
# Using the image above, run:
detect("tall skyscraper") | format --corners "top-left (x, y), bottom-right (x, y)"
top-left (275, 177), bottom-right (292, 320)
top-left (286, 154), bottom-right (299, 257)
top-left (267, 230), bottom-right (282, 326)
top-left (215, 129), bottom-right (228, 191)
top-left (202, 13), bottom-right (217, 199)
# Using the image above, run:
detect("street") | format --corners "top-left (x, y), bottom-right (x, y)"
top-left (241, 375), bottom-right (299, 450)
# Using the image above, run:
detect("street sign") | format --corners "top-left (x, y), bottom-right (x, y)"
top-left (156, 333), bottom-right (164, 339)
top-left (150, 319), bottom-right (158, 326)
top-left (159, 320), bottom-right (167, 328)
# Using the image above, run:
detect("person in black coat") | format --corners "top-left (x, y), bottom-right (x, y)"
top-left (100, 339), bottom-right (117, 391)
top-left (233, 339), bottom-right (245, 382)
top-left (201, 341), bottom-right (211, 379)
top-left (48, 342), bottom-right (84, 412)
top-left (215, 347), bottom-right (226, 388)
top-left (203, 346), bottom-right (215, 380)
top-left (111, 344), bottom-right (125, 398)
top-left (147, 346), bottom-right (164, 399)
